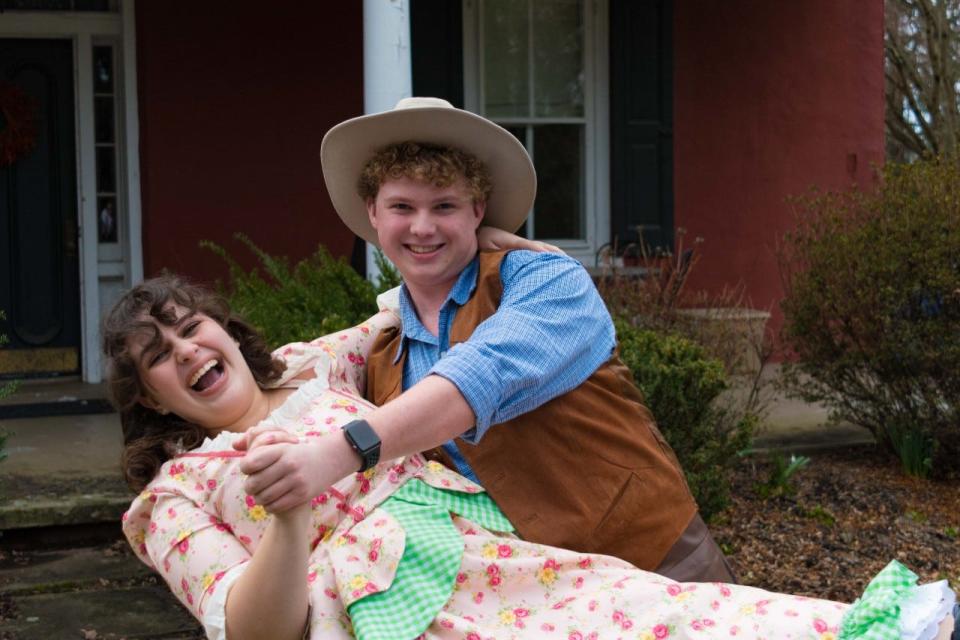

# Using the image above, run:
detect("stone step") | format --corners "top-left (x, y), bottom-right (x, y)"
top-left (0, 541), bottom-right (203, 639)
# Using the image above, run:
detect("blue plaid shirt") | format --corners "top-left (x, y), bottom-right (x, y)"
top-left (395, 250), bottom-right (616, 483)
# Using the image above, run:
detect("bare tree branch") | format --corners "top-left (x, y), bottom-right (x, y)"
top-left (886, 0), bottom-right (960, 159)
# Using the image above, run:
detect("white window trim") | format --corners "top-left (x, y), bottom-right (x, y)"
top-left (0, 2), bottom-right (143, 383)
top-left (462, 0), bottom-right (609, 266)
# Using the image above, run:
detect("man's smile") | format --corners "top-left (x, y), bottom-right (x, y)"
top-left (406, 244), bottom-right (444, 255)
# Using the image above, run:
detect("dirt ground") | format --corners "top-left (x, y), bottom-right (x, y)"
top-left (711, 444), bottom-right (960, 603)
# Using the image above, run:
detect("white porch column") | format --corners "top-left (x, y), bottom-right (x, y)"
top-left (362, 0), bottom-right (411, 281)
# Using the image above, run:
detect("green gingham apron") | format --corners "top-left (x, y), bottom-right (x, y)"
top-left (840, 560), bottom-right (918, 639)
top-left (347, 478), bottom-right (515, 640)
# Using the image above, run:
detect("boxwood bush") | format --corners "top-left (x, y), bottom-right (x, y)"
top-left (779, 157), bottom-right (960, 476)
top-left (615, 319), bottom-right (754, 519)
top-left (201, 234), bottom-right (399, 348)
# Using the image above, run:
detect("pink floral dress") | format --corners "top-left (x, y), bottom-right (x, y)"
top-left (122, 310), bottom-right (952, 640)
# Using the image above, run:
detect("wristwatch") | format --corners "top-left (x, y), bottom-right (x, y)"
top-left (342, 419), bottom-right (382, 472)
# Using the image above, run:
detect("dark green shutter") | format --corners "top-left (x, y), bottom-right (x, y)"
top-left (410, 0), bottom-right (464, 108)
top-left (610, 0), bottom-right (673, 250)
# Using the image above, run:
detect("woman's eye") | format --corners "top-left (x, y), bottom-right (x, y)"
top-left (148, 350), bottom-right (168, 367)
top-left (183, 320), bottom-right (200, 337)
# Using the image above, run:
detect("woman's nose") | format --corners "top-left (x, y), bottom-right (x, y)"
top-left (174, 339), bottom-right (198, 363)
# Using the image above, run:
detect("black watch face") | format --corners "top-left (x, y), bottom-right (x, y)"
top-left (348, 421), bottom-right (380, 453)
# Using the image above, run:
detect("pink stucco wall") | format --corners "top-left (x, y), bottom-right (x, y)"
top-left (673, 1), bottom-right (885, 345)
top-left (135, 2), bottom-right (364, 281)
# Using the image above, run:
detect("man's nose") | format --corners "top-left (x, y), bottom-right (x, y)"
top-left (409, 211), bottom-right (436, 235)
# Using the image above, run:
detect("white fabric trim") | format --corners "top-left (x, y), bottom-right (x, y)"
top-left (200, 562), bottom-right (248, 640)
top-left (901, 581), bottom-right (956, 640)
top-left (376, 286), bottom-right (401, 317)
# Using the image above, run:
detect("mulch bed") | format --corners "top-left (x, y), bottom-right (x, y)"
top-left (711, 444), bottom-right (960, 603)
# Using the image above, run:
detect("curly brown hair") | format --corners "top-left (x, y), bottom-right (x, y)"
top-left (102, 275), bottom-right (286, 492)
top-left (357, 142), bottom-right (493, 203)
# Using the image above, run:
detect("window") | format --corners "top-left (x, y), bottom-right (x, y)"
top-left (464, 0), bottom-right (608, 259)
top-left (93, 42), bottom-right (122, 259)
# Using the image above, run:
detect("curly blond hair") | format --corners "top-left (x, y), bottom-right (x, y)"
top-left (357, 142), bottom-right (492, 203)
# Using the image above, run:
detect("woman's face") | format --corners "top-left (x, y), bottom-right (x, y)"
top-left (127, 305), bottom-right (263, 433)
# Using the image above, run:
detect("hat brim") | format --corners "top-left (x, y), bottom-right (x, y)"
top-left (321, 106), bottom-right (536, 246)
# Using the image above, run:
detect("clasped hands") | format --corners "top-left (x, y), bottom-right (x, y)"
top-left (234, 426), bottom-right (361, 515)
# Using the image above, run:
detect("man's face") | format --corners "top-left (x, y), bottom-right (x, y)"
top-left (367, 175), bottom-right (485, 296)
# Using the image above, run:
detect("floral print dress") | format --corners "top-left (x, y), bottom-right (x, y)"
top-left (122, 310), bottom-right (954, 640)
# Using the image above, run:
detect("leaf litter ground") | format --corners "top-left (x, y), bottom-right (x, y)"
top-left (711, 445), bottom-right (959, 602)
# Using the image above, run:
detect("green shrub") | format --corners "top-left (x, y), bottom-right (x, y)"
top-left (615, 319), bottom-right (754, 520)
top-left (779, 157), bottom-right (960, 475)
top-left (201, 234), bottom-right (399, 348)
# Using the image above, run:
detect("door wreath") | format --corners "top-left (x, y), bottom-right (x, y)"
top-left (0, 81), bottom-right (40, 168)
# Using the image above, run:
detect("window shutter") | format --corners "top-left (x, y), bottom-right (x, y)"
top-left (610, 0), bottom-right (673, 250)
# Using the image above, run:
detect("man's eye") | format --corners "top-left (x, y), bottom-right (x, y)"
top-left (391, 203), bottom-right (411, 210)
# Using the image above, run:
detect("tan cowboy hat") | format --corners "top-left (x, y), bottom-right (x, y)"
top-left (321, 97), bottom-right (536, 245)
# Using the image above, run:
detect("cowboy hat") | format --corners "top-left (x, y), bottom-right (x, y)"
top-left (320, 97), bottom-right (536, 245)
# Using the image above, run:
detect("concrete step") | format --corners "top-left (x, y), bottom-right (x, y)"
top-left (0, 378), bottom-right (114, 420)
top-left (0, 540), bottom-right (203, 639)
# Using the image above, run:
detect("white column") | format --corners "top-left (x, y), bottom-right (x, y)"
top-left (362, 0), bottom-right (411, 282)
top-left (76, 33), bottom-right (101, 383)
top-left (122, 0), bottom-right (144, 288)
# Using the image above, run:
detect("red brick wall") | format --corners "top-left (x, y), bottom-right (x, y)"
top-left (673, 1), bottom-right (885, 344)
top-left (135, 1), bottom-right (363, 281)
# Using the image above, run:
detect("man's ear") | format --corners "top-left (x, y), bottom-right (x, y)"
top-left (365, 198), bottom-right (378, 229)
top-left (472, 200), bottom-right (487, 228)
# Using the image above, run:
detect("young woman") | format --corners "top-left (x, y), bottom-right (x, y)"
top-left (109, 275), bottom-right (956, 640)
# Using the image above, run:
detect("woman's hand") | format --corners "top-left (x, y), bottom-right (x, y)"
top-left (233, 427), bottom-right (299, 452)
top-left (238, 426), bottom-right (361, 514)
top-left (477, 226), bottom-right (564, 254)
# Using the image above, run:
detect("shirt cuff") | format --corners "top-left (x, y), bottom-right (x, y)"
top-left (429, 354), bottom-right (500, 441)
top-left (201, 561), bottom-right (248, 640)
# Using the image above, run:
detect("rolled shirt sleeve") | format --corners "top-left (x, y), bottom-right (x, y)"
top-left (430, 251), bottom-right (616, 440)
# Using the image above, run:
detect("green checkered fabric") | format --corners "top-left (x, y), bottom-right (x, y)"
top-left (347, 479), bottom-right (514, 640)
top-left (839, 560), bottom-right (917, 639)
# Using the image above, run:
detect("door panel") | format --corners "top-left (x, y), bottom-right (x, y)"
top-left (0, 39), bottom-right (80, 376)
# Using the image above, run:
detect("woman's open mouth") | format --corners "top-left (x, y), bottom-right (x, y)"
top-left (189, 359), bottom-right (224, 392)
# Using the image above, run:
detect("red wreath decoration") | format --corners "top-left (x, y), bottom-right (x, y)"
top-left (0, 81), bottom-right (40, 168)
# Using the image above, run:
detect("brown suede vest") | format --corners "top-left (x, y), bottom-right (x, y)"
top-left (366, 251), bottom-right (697, 570)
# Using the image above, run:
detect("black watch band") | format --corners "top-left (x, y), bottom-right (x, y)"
top-left (342, 419), bottom-right (381, 472)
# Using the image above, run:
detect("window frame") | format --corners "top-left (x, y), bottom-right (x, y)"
top-left (462, 0), bottom-right (609, 265)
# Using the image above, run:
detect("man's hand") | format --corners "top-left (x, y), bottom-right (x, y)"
top-left (238, 427), bottom-right (361, 514)
top-left (477, 226), bottom-right (563, 254)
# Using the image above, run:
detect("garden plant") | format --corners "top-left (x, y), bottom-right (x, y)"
top-left (201, 233), bottom-right (400, 347)
top-left (778, 156), bottom-right (960, 477)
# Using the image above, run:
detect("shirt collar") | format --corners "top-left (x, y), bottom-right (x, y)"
top-left (393, 256), bottom-right (481, 363)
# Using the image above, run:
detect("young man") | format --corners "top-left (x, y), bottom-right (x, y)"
top-left (242, 98), bottom-right (732, 582)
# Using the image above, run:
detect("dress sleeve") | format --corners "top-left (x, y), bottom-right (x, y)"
top-left (137, 491), bottom-right (252, 622)
top-left (311, 310), bottom-right (400, 396)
